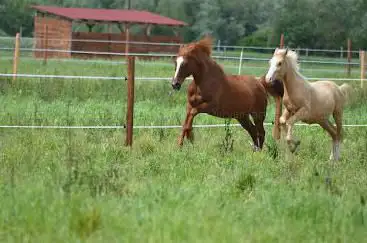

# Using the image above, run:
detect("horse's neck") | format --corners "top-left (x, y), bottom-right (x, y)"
top-left (283, 67), bottom-right (310, 99)
top-left (192, 58), bottom-right (226, 95)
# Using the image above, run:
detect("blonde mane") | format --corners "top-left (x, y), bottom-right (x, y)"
top-left (275, 48), bottom-right (305, 80)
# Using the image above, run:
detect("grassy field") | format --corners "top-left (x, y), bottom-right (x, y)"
top-left (0, 53), bottom-right (367, 242)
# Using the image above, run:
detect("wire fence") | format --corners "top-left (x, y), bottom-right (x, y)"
top-left (0, 73), bottom-right (366, 82)
top-left (0, 55), bottom-right (363, 76)
top-left (1, 123), bottom-right (367, 130)
top-left (0, 36), bottom-right (363, 54)
top-left (0, 46), bottom-right (362, 66)
top-left (1, 37), bottom-right (366, 132)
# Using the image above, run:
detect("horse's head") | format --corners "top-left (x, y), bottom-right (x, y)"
top-left (265, 48), bottom-right (290, 85)
top-left (171, 36), bottom-right (212, 90)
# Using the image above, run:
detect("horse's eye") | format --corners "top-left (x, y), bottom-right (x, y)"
top-left (277, 62), bottom-right (282, 66)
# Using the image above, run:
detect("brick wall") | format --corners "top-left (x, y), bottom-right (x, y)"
top-left (33, 16), bottom-right (72, 58)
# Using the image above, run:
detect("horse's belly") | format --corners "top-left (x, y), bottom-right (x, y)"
top-left (207, 110), bottom-right (248, 118)
top-left (300, 118), bottom-right (316, 124)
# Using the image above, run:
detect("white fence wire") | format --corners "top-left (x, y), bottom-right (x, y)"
top-left (1, 37), bottom-right (366, 131)
top-left (0, 36), bottom-right (363, 54)
top-left (0, 73), bottom-right (365, 82)
top-left (1, 123), bottom-right (367, 130)
top-left (0, 46), bottom-right (362, 66)
top-left (0, 55), bottom-right (362, 75)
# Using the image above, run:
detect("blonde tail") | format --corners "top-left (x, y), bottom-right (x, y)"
top-left (339, 83), bottom-right (353, 105)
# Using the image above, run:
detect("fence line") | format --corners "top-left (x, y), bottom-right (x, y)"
top-left (1, 123), bottom-right (367, 130)
top-left (0, 47), bottom-right (362, 65)
top-left (0, 73), bottom-right (125, 80)
top-left (0, 55), bottom-right (361, 74)
top-left (0, 73), bottom-right (366, 82)
top-left (0, 36), bottom-right (362, 54)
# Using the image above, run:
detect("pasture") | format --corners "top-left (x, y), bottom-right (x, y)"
top-left (0, 49), bottom-right (367, 242)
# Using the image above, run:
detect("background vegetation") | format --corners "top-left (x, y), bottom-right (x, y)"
top-left (1, 0), bottom-right (367, 49)
top-left (0, 49), bottom-right (367, 241)
top-left (0, 0), bottom-right (367, 241)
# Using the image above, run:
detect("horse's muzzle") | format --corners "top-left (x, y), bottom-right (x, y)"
top-left (171, 81), bottom-right (181, 90)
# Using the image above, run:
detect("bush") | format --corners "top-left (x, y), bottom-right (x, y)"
top-left (236, 27), bottom-right (274, 47)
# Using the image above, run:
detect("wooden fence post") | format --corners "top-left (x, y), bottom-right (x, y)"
top-left (12, 33), bottom-right (20, 83)
top-left (340, 46), bottom-right (343, 59)
top-left (361, 50), bottom-right (366, 89)
top-left (125, 23), bottom-right (130, 58)
top-left (125, 56), bottom-right (135, 147)
top-left (280, 33), bottom-right (284, 49)
top-left (43, 24), bottom-right (49, 64)
top-left (347, 39), bottom-right (351, 77)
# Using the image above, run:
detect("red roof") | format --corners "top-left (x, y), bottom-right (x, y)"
top-left (31, 5), bottom-right (187, 26)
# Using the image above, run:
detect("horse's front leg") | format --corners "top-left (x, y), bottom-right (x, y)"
top-left (284, 107), bottom-right (309, 153)
top-left (178, 104), bottom-right (195, 146)
top-left (279, 108), bottom-right (290, 139)
top-left (178, 104), bottom-right (191, 147)
top-left (179, 101), bottom-right (212, 146)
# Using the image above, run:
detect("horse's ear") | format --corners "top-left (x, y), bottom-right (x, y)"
top-left (274, 48), bottom-right (279, 55)
top-left (284, 48), bottom-right (289, 56)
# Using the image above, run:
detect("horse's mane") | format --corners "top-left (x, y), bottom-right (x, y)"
top-left (178, 35), bottom-right (213, 57)
top-left (275, 48), bottom-right (306, 80)
top-left (178, 35), bottom-right (226, 76)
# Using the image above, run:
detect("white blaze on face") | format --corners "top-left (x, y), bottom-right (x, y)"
top-left (174, 56), bottom-right (184, 80)
top-left (265, 57), bottom-right (278, 82)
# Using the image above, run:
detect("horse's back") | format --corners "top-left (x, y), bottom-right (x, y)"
top-left (226, 74), bottom-right (268, 110)
top-left (311, 81), bottom-right (343, 98)
top-left (227, 75), bottom-right (267, 95)
top-left (310, 80), bottom-right (344, 111)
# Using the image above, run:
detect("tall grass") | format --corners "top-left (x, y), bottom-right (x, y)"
top-left (0, 56), bottom-right (366, 242)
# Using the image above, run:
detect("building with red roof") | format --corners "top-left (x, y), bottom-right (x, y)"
top-left (30, 5), bottom-right (188, 59)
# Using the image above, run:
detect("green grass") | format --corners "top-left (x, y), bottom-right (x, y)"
top-left (0, 55), bottom-right (367, 242)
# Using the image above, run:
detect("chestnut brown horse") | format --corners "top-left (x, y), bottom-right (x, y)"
top-left (171, 36), bottom-right (275, 151)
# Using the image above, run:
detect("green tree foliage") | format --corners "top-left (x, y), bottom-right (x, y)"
top-left (0, 0), bottom-right (34, 36)
top-left (0, 0), bottom-right (366, 49)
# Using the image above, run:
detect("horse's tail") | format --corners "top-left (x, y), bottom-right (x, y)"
top-left (338, 83), bottom-right (353, 105)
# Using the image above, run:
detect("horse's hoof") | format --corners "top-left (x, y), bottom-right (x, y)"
top-left (289, 146), bottom-right (296, 153)
top-left (252, 145), bottom-right (261, 152)
top-left (288, 141), bottom-right (300, 153)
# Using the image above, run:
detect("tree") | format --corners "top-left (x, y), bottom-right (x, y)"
top-left (0, 0), bottom-right (34, 36)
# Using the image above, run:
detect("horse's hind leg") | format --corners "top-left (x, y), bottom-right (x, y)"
top-left (319, 119), bottom-right (338, 160)
top-left (332, 110), bottom-right (343, 161)
top-left (237, 115), bottom-right (259, 151)
top-left (251, 111), bottom-right (266, 150)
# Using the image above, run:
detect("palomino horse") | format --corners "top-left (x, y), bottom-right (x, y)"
top-left (170, 36), bottom-right (270, 151)
top-left (264, 48), bottom-right (352, 161)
